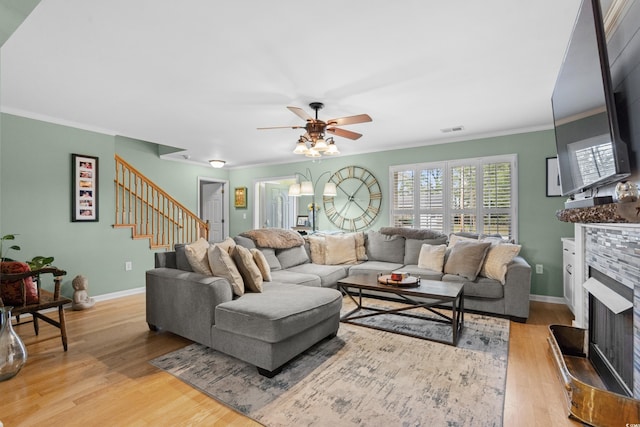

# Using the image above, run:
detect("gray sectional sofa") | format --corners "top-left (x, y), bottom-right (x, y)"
top-left (145, 227), bottom-right (531, 376)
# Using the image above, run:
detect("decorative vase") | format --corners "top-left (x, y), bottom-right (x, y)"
top-left (615, 181), bottom-right (639, 203)
top-left (0, 306), bottom-right (27, 381)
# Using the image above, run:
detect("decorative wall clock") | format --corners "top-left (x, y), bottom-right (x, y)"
top-left (323, 165), bottom-right (382, 231)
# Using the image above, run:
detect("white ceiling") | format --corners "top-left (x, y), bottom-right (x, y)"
top-left (1, 0), bottom-right (583, 169)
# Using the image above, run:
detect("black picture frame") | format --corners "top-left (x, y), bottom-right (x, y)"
top-left (546, 157), bottom-right (562, 197)
top-left (72, 154), bottom-right (99, 221)
top-left (296, 215), bottom-right (309, 226)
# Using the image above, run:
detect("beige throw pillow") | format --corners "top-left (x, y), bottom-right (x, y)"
top-left (184, 237), bottom-right (212, 275)
top-left (352, 232), bottom-right (368, 261)
top-left (481, 243), bottom-right (521, 284)
top-left (250, 248), bottom-right (272, 282)
top-left (216, 237), bottom-right (236, 254)
top-left (233, 245), bottom-right (264, 293)
top-left (325, 234), bottom-right (358, 265)
top-left (417, 244), bottom-right (447, 272)
top-left (444, 240), bottom-right (491, 281)
top-left (207, 245), bottom-right (245, 296)
top-left (307, 235), bottom-right (327, 264)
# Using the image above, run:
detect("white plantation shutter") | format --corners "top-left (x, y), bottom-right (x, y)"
top-left (389, 155), bottom-right (517, 241)
top-left (419, 166), bottom-right (445, 232)
top-left (482, 162), bottom-right (513, 237)
top-left (391, 169), bottom-right (415, 227)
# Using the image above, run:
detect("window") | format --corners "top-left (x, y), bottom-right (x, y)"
top-left (390, 154), bottom-right (517, 241)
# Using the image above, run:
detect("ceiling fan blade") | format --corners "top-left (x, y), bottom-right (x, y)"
top-left (257, 125), bottom-right (305, 130)
top-left (287, 106), bottom-right (315, 122)
top-left (326, 127), bottom-right (363, 140)
top-left (326, 114), bottom-right (372, 126)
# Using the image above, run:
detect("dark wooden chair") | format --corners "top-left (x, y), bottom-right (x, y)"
top-left (0, 267), bottom-right (70, 351)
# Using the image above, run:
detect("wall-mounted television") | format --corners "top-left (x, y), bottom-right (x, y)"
top-left (551, 0), bottom-right (630, 197)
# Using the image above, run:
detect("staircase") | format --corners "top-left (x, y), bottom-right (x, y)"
top-left (113, 154), bottom-right (209, 250)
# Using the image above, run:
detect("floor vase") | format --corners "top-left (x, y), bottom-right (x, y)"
top-left (0, 306), bottom-right (27, 381)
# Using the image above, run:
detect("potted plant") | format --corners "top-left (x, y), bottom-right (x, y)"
top-left (0, 234), bottom-right (20, 262)
top-left (1, 234), bottom-right (54, 270)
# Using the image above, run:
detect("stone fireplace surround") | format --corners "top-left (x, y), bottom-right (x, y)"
top-left (572, 223), bottom-right (640, 398)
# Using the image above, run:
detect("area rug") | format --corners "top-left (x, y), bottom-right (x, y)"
top-left (150, 301), bottom-right (509, 427)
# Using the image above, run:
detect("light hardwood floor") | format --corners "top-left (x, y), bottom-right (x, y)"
top-left (0, 294), bottom-right (581, 426)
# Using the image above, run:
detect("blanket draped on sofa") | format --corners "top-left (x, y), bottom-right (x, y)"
top-left (240, 228), bottom-right (304, 249)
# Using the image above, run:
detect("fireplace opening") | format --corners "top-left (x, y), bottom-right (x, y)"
top-left (588, 267), bottom-right (634, 397)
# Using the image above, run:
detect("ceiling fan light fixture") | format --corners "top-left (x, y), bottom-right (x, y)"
top-left (305, 147), bottom-right (321, 158)
top-left (314, 137), bottom-right (328, 152)
top-left (208, 159), bottom-right (226, 168)
top-left (293, 140), bottom-right (308, 154)
top-left (324, 139), bottom-right (340, 155)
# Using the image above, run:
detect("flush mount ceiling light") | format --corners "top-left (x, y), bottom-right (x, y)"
top-left (208, 160), bottom-right (226, 168)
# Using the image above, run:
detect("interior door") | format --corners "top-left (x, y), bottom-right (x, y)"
top-left (201, 182), bottom-right (224, 243)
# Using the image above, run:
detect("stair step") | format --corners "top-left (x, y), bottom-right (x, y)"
top-left (113, 224), bottom-right (135, 229)
top-left (132, 235), bottom-right (154, 240)
top-left (150, 244), bottom-right (171, 250)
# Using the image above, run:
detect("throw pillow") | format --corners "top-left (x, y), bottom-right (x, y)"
top-left (257, 247), bottom-right (282, 271)
top-left (404, 237), bottom-right (449, 264)
top-left (207, 245), bottom-right (244, 296)
top-left (0, 261), bottom-right (39, 305)
top-left (480, 243), bottom-right (522, 284)
top-left (325, 234), bottom-right (358, 265)
top-left (233, 245), bottom-right (264, 293)
top-left (417, 244), bottom-right (447, 272)
top-left (444, 240), bottom-right (492, 281)
top-left (352, 231), bottom-right (368, 261)
top-left (447, 234), bottom-right (477, 249)
top-left (184, 237), bottom-right (213, 275)
top-left (276, 245), bottom-right (310, 269)
top-left (250, 248), bottom-right (272, 282)
top-left (365, 231), bottom-right (405, 264)
top-left (216, 237), bottom-right (236, 254)
top-left (307, 235), bottom-right (327, 264)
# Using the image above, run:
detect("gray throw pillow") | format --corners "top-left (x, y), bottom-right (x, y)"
top-left (444, 240), bottom-right (492, 281)
top-left (276, 245), bottom-right (310, 269)
top-left (366, 231), bottom-right (405, 264)
top-left (258, 247), bottom-right (282, 271)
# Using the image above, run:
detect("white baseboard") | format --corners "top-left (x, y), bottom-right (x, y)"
top-left (93, 287), bottom-right (145, 302)
top-left (530, 294), bottom-right (566, 305)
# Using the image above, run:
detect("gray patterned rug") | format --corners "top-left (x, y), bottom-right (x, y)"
top-left (150, 300), bottom-right (509, 427)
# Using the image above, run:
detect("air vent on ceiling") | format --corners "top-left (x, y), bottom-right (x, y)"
top-left (440, 125), bottom-right (465, 133)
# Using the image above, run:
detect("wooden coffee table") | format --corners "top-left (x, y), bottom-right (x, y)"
top-left (337, 274), bottom-right (464, 346)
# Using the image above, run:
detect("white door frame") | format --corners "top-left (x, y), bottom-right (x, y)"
top-left (198, 177), bottom-right (230, 240)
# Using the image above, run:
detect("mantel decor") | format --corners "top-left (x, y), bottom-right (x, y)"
top-left (71, 154), bottom-right (98, 222)
top-left (234, 187), bottom-right (247, 209)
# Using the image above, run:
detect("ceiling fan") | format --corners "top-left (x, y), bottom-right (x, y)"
top-left (258, 102), bottom-right (372, 157)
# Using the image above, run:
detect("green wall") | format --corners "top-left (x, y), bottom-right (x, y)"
top-left (1, 112), bottom-right (573, 299)
top-left (0, 114), bottom-right (228, 298)
top-left (229, 130), bottom-right (574, 297)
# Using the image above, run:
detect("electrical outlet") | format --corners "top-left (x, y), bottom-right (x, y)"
top-left (125, 261), bottom-right (132, 271)
top-left (535, 264), bottom-right (543, 274)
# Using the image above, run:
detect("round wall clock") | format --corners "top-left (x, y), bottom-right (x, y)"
top-left (323, 165), bottom-right (382, 231)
